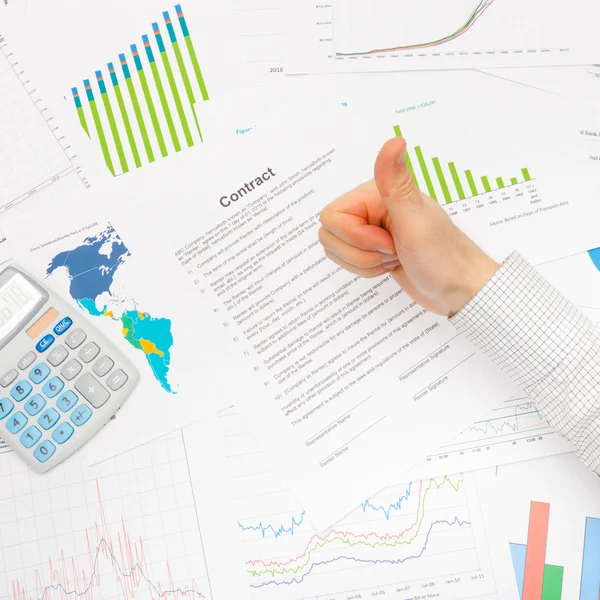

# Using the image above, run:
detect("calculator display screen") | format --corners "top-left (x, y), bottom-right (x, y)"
top-left (0, 274), bottom-right (45, 343)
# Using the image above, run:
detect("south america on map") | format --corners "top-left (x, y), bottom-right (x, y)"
top-left (46, 225), bottom-right (175, 393)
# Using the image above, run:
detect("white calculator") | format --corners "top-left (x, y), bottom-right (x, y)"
top-left (0, 265), bottom-right (139, 473)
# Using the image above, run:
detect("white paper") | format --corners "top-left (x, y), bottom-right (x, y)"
top-left (182, 413), bottom-right (518, 600)
top-left (96, 122), bottom-right (526, 527)
top-left (287, 0), bottom-right (600, 74)
top-left (0, 198), bottom-right (234, 466)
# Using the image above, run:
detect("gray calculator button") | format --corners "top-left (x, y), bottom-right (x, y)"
top-left (60, 359), bottom-right (82, 381)
top-left (93, 356), bottom-right (114, 377)
top-left (106, 369), bottom-right (128, 391)
top-left (47, 345), bottom-right (69, 367)
top-left (0, 369), bottom-right (18, 388)
top-left (78, 342), bottom-right (100, 364)
top-left (18, 352), bottom-right (37, 371)
top-left (65, 328), bottom-right (87, 349)
top-left (75, 373), bottom-right (110, 408)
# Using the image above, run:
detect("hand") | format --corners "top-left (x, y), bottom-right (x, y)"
top-left (318, 137), bottom-right (499, 317)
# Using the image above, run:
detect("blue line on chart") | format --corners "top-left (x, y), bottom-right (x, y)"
top-left (238, 511), bottom-right (307, 538)
top-left (361, 482), bottom-right (414, 520)
top-left (249, 516), bottom-right (471, 587)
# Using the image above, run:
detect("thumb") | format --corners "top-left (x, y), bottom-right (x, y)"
top-left (374, 137), bottom-right (424, 226)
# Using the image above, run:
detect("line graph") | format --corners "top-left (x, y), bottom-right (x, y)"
top-left (289, 0), bottom-right (600, 73)
top-left (0, 430), bottom-right (212, 600)
top-left (336, 0), bottom-right (497, 56)
top-left (213, 413), bottom-right (499, 599)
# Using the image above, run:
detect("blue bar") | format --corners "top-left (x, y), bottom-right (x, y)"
top-left (163, 11), bottom-right (178, 42)
top-left (83, 79), bottom-right (94, 101)
top-left (71, 87), bottom-right (82, 108)
top-left (152, 23), bottom-right (166, 53)
top-left (175, 5), bottom-right (190, 37)
top-left (130, 45), bottom-right (144, 71)
top-left (510, 543), bottom-right (526, 600)
top-left (119, 54), bottom-right (132, 79)
top-left (95, 70), bottom-right (107, 95)
top-left (141, 35), bottom-right (156, 63)
top-left (580, 517), bottom-right (600, 599)
top-left (107, 63), bottom-right (119, 87)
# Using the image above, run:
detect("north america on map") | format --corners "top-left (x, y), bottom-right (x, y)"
top-left (46, 225), bottom-right (175, 393)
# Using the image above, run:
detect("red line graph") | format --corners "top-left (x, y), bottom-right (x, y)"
top-left (11, 482), bottom-right (206, 600)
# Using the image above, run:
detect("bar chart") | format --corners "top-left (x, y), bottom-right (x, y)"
top-left (71, 4), bottom-right (209, 176)
top-left (394, 125), bottom-right (533, 204)
top-left (509, 501), bottom-right (600, 599)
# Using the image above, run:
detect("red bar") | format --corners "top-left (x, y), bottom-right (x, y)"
top-left (522, 501), bottom-right (550, 600)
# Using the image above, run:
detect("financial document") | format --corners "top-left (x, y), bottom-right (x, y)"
top-left (288, 0), bottom-right (600, 74)
top-left (104, 125), bottom-right (528, 528)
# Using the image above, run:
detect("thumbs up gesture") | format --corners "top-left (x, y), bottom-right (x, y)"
top-left (318, 137), bottom-right (499, 317)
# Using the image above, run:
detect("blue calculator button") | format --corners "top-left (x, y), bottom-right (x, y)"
top-left (10, 381), bottom-right (32, 402)
top-left (38, 408), bottom-right (60, 430)
top-left (36, 334), bottom-right (55, 353)
top-left (19, 426), bottom-right (42, 448)
top-left (24, 394), bottom-right (46, 416)
top-left (0, 398), bottom-right (14, 419)
top-left (33, 440), bottom-right (56, 463)
top-left (70, 405), bottom-right (92, 427)
top-left (52, 422), bottom-right (74, 445)
top-left (6, 411), bottom-right (28, 434)
top-left (56, 390), bottom-right (78, 412)
top-left (53, 317), bottom-right (73, 336)
top-left (29, 363), bottom-right (51, 384)
top-left (42, 377), bottom-right (64, 399)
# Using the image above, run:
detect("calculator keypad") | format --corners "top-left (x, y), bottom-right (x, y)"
top-left (52, 423), bottom-right (74, 445)
top-left (7, 412), bottom-right (28, 434)
top-left (65, 329), bottom-right (87, 349)
top-left (29, 363), bottom-right (51, 384)
top-left (0, 398), bottom-right (14, 419)
top-left (0, 369), bottom-right (18, 387)
top-left (42, 377), bottom-right (64, 398)
top-left (33, 440), bottom-right (56, 463)
top-left (20, 426), bottom-right (42, 448)
top-left (38, 408), bottom-right (60, 430)
top-left (75, 373), bottom-right (110, 408)
top-left (24, 394), bottom-right (46, 416)
top-left (47, 346), bottom-right (69, 367)
top-left (0, 309), bottom-right (136, 471)
top-left (11, 381), bottom-right (32, 402)
top-left (60, 359), bottom-right (82, 381)
top-left (17, 352), bottom-right (37, 371)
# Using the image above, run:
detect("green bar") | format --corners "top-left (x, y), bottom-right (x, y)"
top-left (160, 52), bottom-right (193, 147)
top-left (185, 36), bottom-right (209, 101)
top-left (76, 106), bottom-right (90, 138)
top-left (510, 177), bottom-right (518, 185)
top-left (541, 564), bottom-right (563, 600)
top-left (172, 40), bottom-right (202, 139)
top-left (481, 176), bottom-right (492, 193)
top-left (101, 93), bottom-right (129, 174)
top-left (465, 170), bottom-right (478, 196)
top-left (496, 177), bottom-right (505, 189)
top-left (150, 62), bottom-right (180, 152)
top-left (125, 78), bottom-right (154, 163)
top-left (88, 99), bottom-right (115, 176)
top-left (448, 162), bottom-right (465, 200)
top-left (114, 85), bottom-right (141, 168)
top-left (393, 126), bottom-right (419, 189)
top-left (137, 70), bottom-right (168, 158)
top-left (415, 146), bottom-right (437, 202)
top-left (522, 167), bottom-right (532, 181)
top-left (432, 157), bottom-right (452, 203)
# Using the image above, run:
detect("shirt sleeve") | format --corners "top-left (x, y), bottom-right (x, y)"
top-left (450, 251), bottom-right (600, 475)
